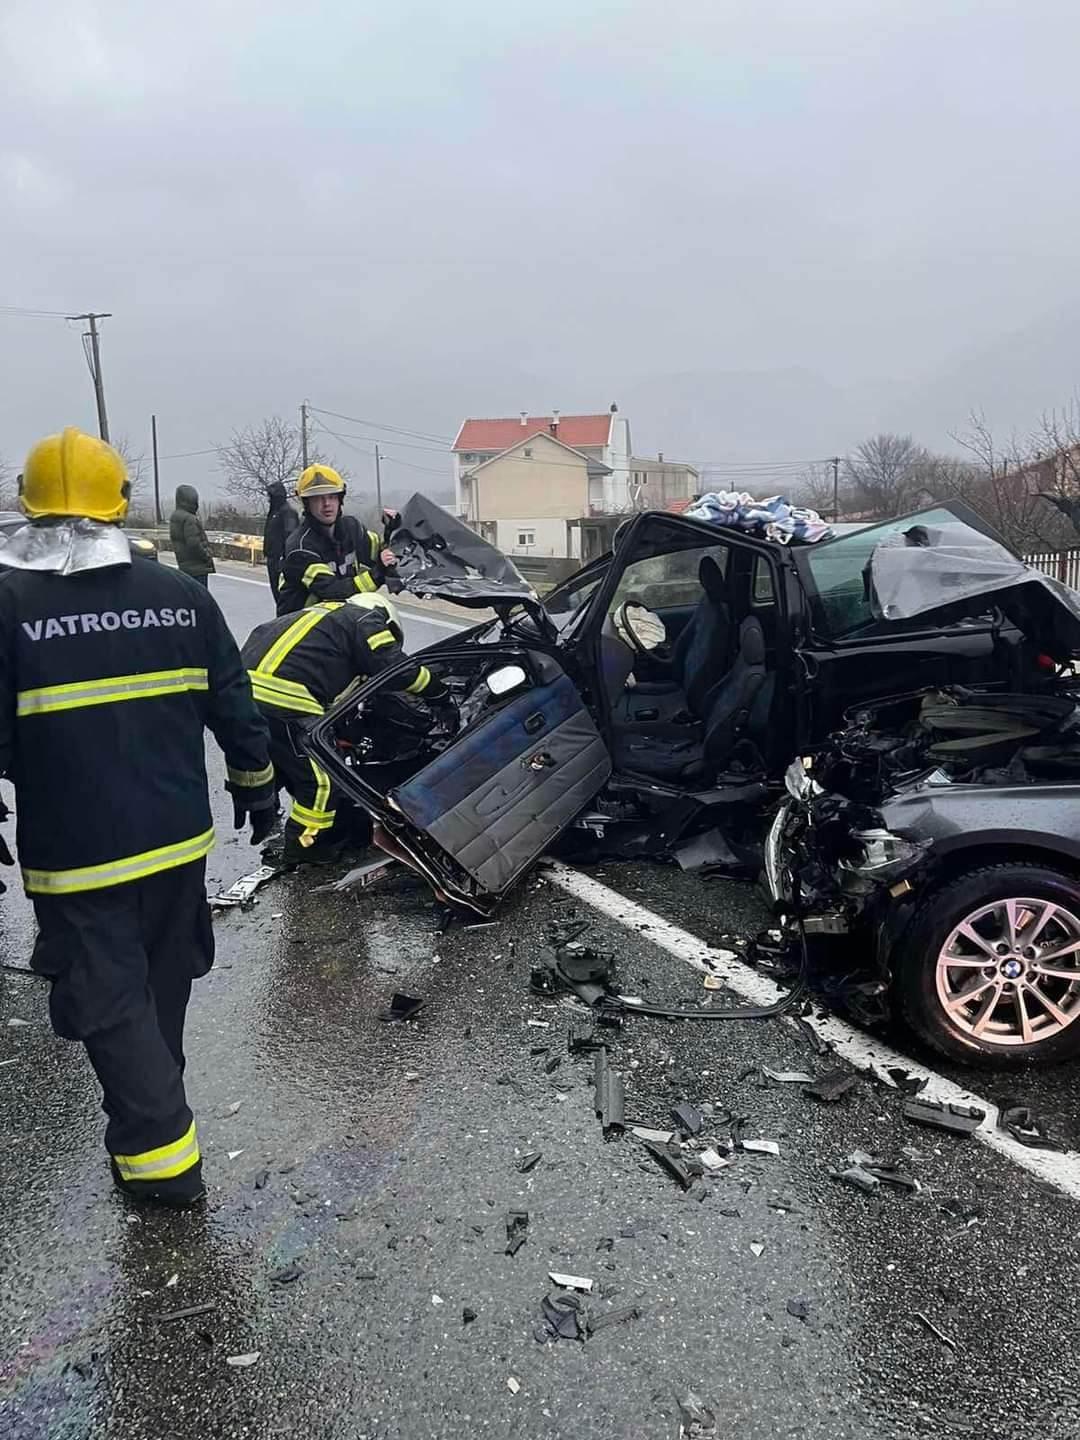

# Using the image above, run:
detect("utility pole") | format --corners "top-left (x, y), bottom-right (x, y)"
top-left (830, 455), bottom-right (842, 521)
top-left (301, 402), bottom-right (309, 469)
top-left (68, 312), bottom-right (112, 441)
top-left (151, 414), bottom-right (162, 524)
top-left (374, 443), bottom-right (383, 515)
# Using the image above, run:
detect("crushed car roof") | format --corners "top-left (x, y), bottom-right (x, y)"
top-left (869, 518), bottom-right (1080, 657)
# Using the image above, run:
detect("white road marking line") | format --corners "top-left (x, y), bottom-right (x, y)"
top-left (547, 861), bottom-right (1080, 1203)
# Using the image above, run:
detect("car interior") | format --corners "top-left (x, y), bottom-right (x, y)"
top-left (593, 534), bottom-right (781, 786)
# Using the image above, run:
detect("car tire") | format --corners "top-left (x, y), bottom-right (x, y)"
top-left (895, 863), bottom-right (1080, 1066)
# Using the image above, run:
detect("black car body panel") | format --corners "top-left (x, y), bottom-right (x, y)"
top-left (306, 495), bottom-right (1080, 910)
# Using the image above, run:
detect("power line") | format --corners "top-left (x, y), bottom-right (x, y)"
top-left (0, 304), bottom-right (74, 319)
top-left (308, 405), bottom-right (453, 446)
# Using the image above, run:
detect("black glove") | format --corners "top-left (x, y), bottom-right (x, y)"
top-left (232, 794), bottom-right (279, 846)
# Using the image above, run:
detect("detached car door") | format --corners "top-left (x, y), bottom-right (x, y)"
top-left (304, 646), bottom-right (612, 913)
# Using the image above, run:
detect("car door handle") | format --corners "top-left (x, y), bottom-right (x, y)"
top-left (523, 712), bottom-right (546, 735)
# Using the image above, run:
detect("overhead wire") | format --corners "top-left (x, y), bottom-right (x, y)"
top-left (0, 304), bottom-right (73, 319)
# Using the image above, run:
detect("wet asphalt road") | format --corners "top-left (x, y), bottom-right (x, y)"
top-left (2, 563), bottom-right (1080, 1440)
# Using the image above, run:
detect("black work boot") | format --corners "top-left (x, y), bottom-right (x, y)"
top-left (280, 832), bottom-right (346, 868)
top-left (111, 1157), bottom-right (207, 1210)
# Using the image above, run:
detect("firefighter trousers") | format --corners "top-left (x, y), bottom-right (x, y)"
top-left (30, 858), bottom-right (213, 1200)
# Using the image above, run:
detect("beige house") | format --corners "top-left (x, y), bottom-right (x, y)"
top-left (629, 455), bottom-right (700, 509)
top-left (458, 430), bottom-right (611, 559)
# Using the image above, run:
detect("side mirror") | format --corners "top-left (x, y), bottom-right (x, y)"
top-left (486, 664), bottom-right (528, 697)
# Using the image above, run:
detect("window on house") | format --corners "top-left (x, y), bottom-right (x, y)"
top-left (523, 447), bottom-right (533, 458)
top-left (517, 530), bottom-right (535, 547)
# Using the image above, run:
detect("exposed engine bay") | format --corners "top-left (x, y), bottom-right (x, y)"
top-left (770, 684), bottom-right (1080, 914)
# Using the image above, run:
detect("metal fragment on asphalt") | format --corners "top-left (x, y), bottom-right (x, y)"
top-left (548, 1271), bottom-right (594, 1293)
top-left (209, 865), bottom-right (278, 910)
top-left (914, 1311), bottom-right (957, 1350)
top-left (158, 1303), bottom-right (216, 1324)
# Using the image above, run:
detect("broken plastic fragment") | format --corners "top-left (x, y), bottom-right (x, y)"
top-left (165, 1273), bottom-right (179, 1289)
top-left (642, 1138), bottom-right (694, 1191)
top-left (507, 1376), bottom-right (520, 1395)
top-left (997, 1102), bottom-right (1065, 1152)
top-left (903, 1098), bottom-right (985, 1137)
top-left (741, 1139), bottom-right (780, 1156)
top-left (540, 1289), bottom-right (587, 1341)
top-left (548, 1271), bottom-right (593, 1293)
top-left (803, 1070), bottom-right (858, 1104)
top-left (227, 1150), bottom-right (244, 1161)
top-left (699, 1148), bottom-right (731, 1172)
top-left (431, 1294), bottom-right (444, 1306)
top-left (786, 1298), bottom-right (811, 1321)
top-left (505, 1210), bottom-right (529, 1256)
top-left (404, 1071), bottom-right (421, 1082)
top-left (588, 1303), bottom-right (641, 1335)
top-left (631, 1126), bottom-right (675, 1145)
top-left (157, 1302), bottom-right (216, 1324)
top-left (226, 1352), bottom-right (261, 1368)
top-left (224, 1101), bottom-right (243, 1117)
top-left (515, 1151), bottom-right (542, 1174)
top-left (677, 1391), bottom-right (717, 1438)
top-left (836, 1165), bottom-right (880, 1194)
top-left (209, 865), bottom-right (278, 910)
top-left (7, 1017), bottom-right (30, 1027)
top-left (749, 1243), bottom-right (765, 1257)
top-left (380, 993), bottom-right (424, 1023)
top-left (763, 1067), bottom-right (814, 1085)
top-left (462, 1306), bottom-right (477, 1324)
top-left (671, 1102), bottom-right (704, 1136)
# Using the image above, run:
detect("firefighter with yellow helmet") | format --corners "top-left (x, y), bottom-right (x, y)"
top-left (242, 590), bottom-right (454, 866)
top-left (0, 427), bottom-right (275, 1208)
top-left (276, 463), bottom-right (397, 615)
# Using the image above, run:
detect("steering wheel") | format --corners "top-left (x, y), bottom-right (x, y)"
top-left (614, 600), bottom-right (668, 659)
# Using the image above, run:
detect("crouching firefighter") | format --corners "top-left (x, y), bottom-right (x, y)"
top-left (276, 463), bottom-right (397, 615)
top-left (0, 428), bottom-right (276, 1208)
top-left (242, 593), bottom-right (454, 866)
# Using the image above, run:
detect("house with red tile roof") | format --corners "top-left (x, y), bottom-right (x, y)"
top-left (452, 407), bottom-right (633, 558)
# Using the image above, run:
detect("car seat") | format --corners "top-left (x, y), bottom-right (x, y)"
top-left (616, 554), bottom-right (731, 723)
top-left (613, 617), bottom-right (767, 783)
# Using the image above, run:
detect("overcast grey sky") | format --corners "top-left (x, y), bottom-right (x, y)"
top-left (2, 0), bottom-right (1079, 499)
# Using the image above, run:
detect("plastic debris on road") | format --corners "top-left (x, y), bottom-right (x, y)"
top-left (226, 1352), bottom-right (261, 1368)
top-left (741, 1139), bottom-right (780, 1156)
top-left (548, 1271), bottom-right (593, 1293)
top-left (209, 866), bottom-right (278, 911)
top-left (903, 1098), bottom-right (985, 1137)
top-left (997, 1101), bottom-right (1066, 1152)
top-left (379, 992), bottom-right (424, 1023)
top-left (505, 1210), bottom-right (529, 1257)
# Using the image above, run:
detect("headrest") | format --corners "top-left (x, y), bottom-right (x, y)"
top-left (699, 553), bottom-right (726, 602)
top-left (738, 616), bottom-right (766, 666)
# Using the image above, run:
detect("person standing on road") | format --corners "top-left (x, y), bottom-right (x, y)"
top-left (263, 481), bottom-right (298, 594)
top-left (242, 592), bottom-right (454, 865)
top-left (276, 464), bottom-right (397, 614)
top-left (0, 428), bottom-right (276, 1208)
top-left (169, 484), bottom-right (215, 587)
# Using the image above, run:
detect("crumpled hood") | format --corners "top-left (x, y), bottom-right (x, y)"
top-left (388, 493), bottom-right (534, 604)
top-left (0, 519), bottom-right (132, 575)
top-left (869, 519), bottom-right (1080, 658)
top-left (175, 485), bottom-right (200, 514)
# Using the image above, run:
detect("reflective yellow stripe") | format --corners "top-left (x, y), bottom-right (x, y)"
top-left (405, 665), bottom-right (432, 695)
top-left (249, 671), bottom-right (325, 716)
top-left (353, 570), bottom-right (377, 593)
top-left (301, 563), bottom-right (335, 588)
top-left (290, 802), bottom-right (337, 830)
top-left (23, 827), bottom-right (215, 896)
top-left (17, 668), bottom-right (209, 717)
top-left (260, 605), bottom-right (340, 675)
top-left (367, 628), bottom-right (395, 651)
top-left (367, 530), bottom-right (381, 557)
top-left (114, 1121), bottom-right (201, 1182)
top-left (310, 758), bottom-right (331, 815)
top-left (226, 762), bottom-right (274, 788)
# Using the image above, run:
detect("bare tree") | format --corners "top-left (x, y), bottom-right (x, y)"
top-left (0, 455), bottom-right (17, 511)
top-left (844, 434), bottom-right (941, 518)
top-left (216, 416), bottom-right (331, 507)
top-left (112, 434), bottom-right (147, 498)
top-left (949, 411), bottom-right (1070, 555)
top-left (791, 461), bottom-right (846, 516)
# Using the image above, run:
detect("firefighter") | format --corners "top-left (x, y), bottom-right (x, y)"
top-left (0, 428), bottom-right (276, 1208)
top-left (276, 463), bottom-right (397, 615)
top-left (242, 592), bottom-right (453, 865)
top-left (263, 480), bottom-right (298, 593)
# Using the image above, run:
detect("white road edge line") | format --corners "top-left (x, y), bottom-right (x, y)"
top-left (547, 861), bottom-right (1080, 1203)
top-left (161, 559), bottom-right (467, 631)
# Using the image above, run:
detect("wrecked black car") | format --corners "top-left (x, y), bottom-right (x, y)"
top-left (767, 523), bottom-right (1080, 1065)
top-left (301, 497), bottom-right (1080, 928)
